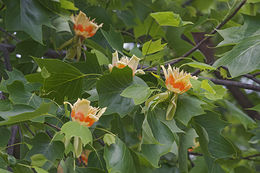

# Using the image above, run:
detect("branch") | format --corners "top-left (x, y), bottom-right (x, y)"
top-left (188, 152), bottom-right (203, 156)
top-left (0, 44), bottom-right (12, 71)
top-left (44, 122), bottom-right (61, 131)
top-left (243, 74), bottom-right (260, 85)
top-left (203, 77), bottom-right (260, 92)
top-left (242, 153), bottom-right (260, 161)
top-left (7, 125), bottom-right (19, 156)
top-left (0, 27), bottom-right (20, 42)
top-left (168, 0), bottom-right (247, 66)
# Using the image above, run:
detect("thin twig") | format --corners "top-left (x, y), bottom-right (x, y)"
top-left (188, 152), bottom-right (203, 156)
top-left (0, 27), bottom-right (20, 42)
top-left (243, 74), bottom-right (260, 85)
top-left (24, 123), bottom-right (35, 136)
top-left (242, 153), bottom-right (260, 160)
top-left (44, 122), bottom-right (61, 131)
top-left (93, 132), bottom-right (105, 146)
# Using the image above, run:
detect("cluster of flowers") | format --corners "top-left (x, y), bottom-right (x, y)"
top-left (65, 11), bottom-right (198, 162)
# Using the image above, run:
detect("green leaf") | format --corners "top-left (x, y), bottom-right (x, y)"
top-left (0, 102), bottom-right (52, 126)
top-left (0, 169), bottom-right (11, 173)
top-left (61, 121), bottom-right (92, 146)
top-left (224, 101), bottom-right (255, 129)
top-left (4, 0), bottom-right (53, 43)
top-left (150, 11), bottom-right (192, 27)
top-left (25, 133), bottom-right (64, 170)
top-left (213, 36), bottom-right (260, 78)
top-left (0, 69), bottom-right (27, 92)
top-left (52, 16), bottom-right (71, 33)
top-left (185, 62), bottom-right (216, 71)
top-left (60, 0), bottom-right (78, 10)
top-left (217, 15), bottom-right (260, 46)
top-left (103, 134), bottom-right (116, 146)
top-left (121, 84), bottom-right (151, 105)
top-left (144, 50), bottom-right (165, 61)
top-left (96, 67), bottom-right (135, 116)
top-left (7, 81), bottom-right (42, 109)
top-left (0, 127), bottom-right (11, 148)
top-left (194, 112), bottom-right (236, 158)
top-left (76, 167), bottom-right (106, 173)
top-left (91, 49), bottom-right (110, 65)
top-left (30, 154), bottom-right (47, 167)
top-left (141, 116), bottom-right (160, 145)
top-left (193, 114), bottom-right (227, 173)
top-left (71, 52), bottom-right (102, 74)
top-left (104, 137), bottom-right (136, 173)
top-left (201, 80), bottom-right (216, 94)
top-left (33, 166), bottom-right (49, 173)
top-left (141, 108), bottom-right (175, 167)
top-left (190, 157), bottom-right (208, 173)
top-left (178, 128), bottom-right (198, 173)
top-left (142, 39), bottom-right (167, 55)
top-left (101, 27), bottom-right (124, 51)
top-left (30, 58), bottom-right (85, 104)
top-left (175, 94), bottom-right (205, 126)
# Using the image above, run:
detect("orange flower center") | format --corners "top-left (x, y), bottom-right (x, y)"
top-left (73, 24), bottom-right (96, 38)
top-left (166, 74), bottom-right (186, 91)
top-left (71, 110), bottom-right (96, 127)
top-left (117, 64), bottom-right (126, 69)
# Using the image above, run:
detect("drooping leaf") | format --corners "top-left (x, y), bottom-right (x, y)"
top-left (175, 94), bottom-right (205, 126)
top-left (213, 36), bottom-right (260, 78)
top-left (4, 0), bottom-right (54, 43)
top-left (60, 121), bottom-right (92, 146)
top-left (150, 12), bottom-right (193, 27)
top-left (141, 116), bottom-right (160, 145)
top-left (178, 128), bottom-right (198, 173)
top-left (25, 133), bottom-right (64, 170)
top-left (141, 108), bottom-right (175, 167)
top-left (103, 134), bottom-right (116, 146)
top-left (104, 137), bottom-right (136, 173)
top-left (96, 67), bottom-right (135, 116)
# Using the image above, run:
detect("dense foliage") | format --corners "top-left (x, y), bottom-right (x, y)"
top-left (0, 0), bottom-right (260, 172)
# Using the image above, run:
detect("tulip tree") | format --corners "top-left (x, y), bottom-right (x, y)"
top-left (0, 0), bottom-right (260, 172)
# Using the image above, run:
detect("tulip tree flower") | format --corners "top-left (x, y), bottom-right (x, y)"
top-left (161, 65), bottom-right (198, 94)
top-left (60, 11), bottom-right (103, 61)
top-left (64, 98), bottom-right (107, 127)
top-left (160, 65), bottom-right (198, 120)
top-left (72, 11), bottom-right (103, 39)
top-left (108, 51), bottom-right (145, 75)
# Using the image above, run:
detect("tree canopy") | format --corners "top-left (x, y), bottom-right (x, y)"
top-left (0, 0), bottom-right (260, 172)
